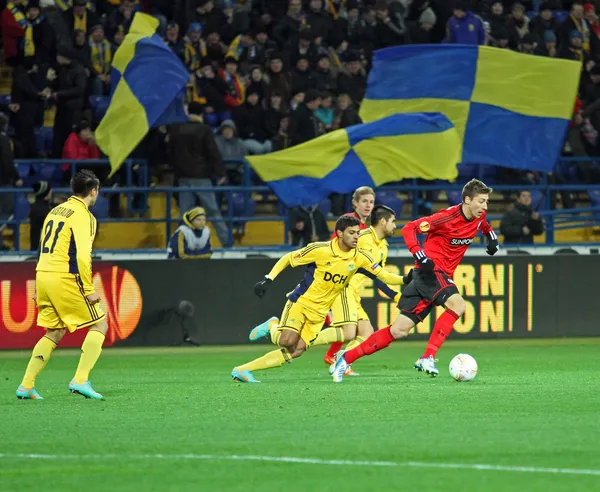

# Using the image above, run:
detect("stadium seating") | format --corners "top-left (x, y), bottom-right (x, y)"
top-left (317, 198), bottom-right (332, 218)
top-left (93, 193), bottom-right (110, 219)
top-left (14, 193), bottom-right (30, 220)
top-left (231, 192), bottom-right (256, 237)
top-left (377, 191), bottom-right (404, 216)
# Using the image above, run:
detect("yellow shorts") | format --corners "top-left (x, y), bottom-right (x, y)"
top-left (330, 288), bottom-right (369, 327)
top-left (277, 299), bottom-right (326, 346)
top-left (36, 271), bottom-right (106, 332)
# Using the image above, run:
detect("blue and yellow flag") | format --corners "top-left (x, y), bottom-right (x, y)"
top-left (96, 13), bottom-right (189, 177)
top-left (360, 45), bottom-right (580, 172)
top-left (247, 113), bottom-right (460, 208)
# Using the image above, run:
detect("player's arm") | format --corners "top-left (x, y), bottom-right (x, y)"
top-left (71, 212), bottom-right (95, 295)
top-left (357, 251), bottom-right (406, 286)
top-left (480, 218), bottom-right (499, 256)
top-left (253, 243), bottom-right (325, 298)
top-left (401, 209), bottom-right (452, 271)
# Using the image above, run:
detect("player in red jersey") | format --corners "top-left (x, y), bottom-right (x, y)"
top-left (323, 186), bottom-right (374, 369)
top-left (331, 179), bottom-right (499, 382)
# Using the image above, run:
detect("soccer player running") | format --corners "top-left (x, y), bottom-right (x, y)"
top-left (16, 170), bottom-right (108, 400)
top-left (323, 186), bottom-right (374, 368)
top-left (331, 179), bottom-right (499, 382)
top-left (231, 214), bottom-right (411, 383)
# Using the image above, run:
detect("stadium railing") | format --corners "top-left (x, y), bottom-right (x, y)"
top-left (2, 181), bottom-right (600, 251)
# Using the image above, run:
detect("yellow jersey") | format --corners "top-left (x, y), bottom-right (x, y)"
top-left (36, 196), bottom-right (97, 295)
top-left (270, 238), bottom-right (403, 314)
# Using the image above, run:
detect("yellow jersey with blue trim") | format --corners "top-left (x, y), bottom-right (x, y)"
top-left (349, 227), bottom-right (389, 294)
top-left (35, 196), bottom-right (97, 295)
top-left (286, 238), bottom-right (402, 314)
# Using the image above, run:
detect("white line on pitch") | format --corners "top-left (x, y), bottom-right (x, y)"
top-left (0, 453), bottom-right (599, 477)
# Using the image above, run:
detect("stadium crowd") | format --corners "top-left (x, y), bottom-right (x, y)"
top-left (0, 0), bottom-right (599, 245)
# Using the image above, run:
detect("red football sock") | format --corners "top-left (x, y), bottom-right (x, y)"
top-left (345, 326), bottom-right (394, 365)
top-left (326, 342), bottom-right (344, 359)
top-left (423, 309), bottom-right (460, 358)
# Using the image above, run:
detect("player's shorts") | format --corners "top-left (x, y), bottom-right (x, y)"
top-left (330, 288), bottom-right (369, 327)
top-left (277, 299), bottom-right (326, 346)
top-left (398, 268), bottom-right (459, 324)
top-left (36, 271), bottom-right (106, 332)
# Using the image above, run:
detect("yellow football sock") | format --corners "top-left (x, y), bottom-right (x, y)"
top-left (346, 335), bottom-right (366, 351)
top-left (21, 336), bottom-right (57, 388)
top-left (269, 318), bottom-right (281, 345)
top-left (237, 348), bottom-right (292, 372)
top-left (312, 327), bottom-right (344, 347)
top-left (73, 330), bottom-right (105, 384)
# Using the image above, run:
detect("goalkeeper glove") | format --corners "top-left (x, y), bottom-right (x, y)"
top-left (403, 268), bottom-right (414, 285)
top-left (253, 276), bottom-right (273, 299)
top-left (486, 231), bottom-right (499, 256)
top-left (414, 250), bottom-right (434, 272)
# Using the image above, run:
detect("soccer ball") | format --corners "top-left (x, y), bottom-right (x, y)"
top-left (449, 354), bottom-right (478, 382)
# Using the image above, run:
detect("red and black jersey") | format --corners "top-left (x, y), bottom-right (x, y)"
top-left (330, 212), bottom-right (368, 240)
top-left (402, 204), bottom-right (493, 277)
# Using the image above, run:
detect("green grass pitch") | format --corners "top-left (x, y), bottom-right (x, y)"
top-left (1, 339), bottom-right (600, 492)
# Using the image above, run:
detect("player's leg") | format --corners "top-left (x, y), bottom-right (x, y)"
top-left (17, 273), bottom-right (65, 399)
top-left (322, 312), bottom-right (342, 363)
top-left (69, 317), bottom-right (109, 399)
top-left (232, 301), bottom-right (305, 382)
top-left (248, 316), bottom-right (279, 341)
top-left (321, 289), bottom-right (357, 363)
top-left (420, 292), bottom-right (466, 360)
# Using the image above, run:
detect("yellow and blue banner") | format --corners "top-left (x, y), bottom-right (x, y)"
top-left (247, 113), bottom-right (460, 208)
top-left (360, 45), bottom-right (580, 172)
top-left (96, 13), bottom-right (189, 177)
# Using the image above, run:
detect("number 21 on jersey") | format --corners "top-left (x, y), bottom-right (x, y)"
top-left (41, 219), bottom-right (65, 254)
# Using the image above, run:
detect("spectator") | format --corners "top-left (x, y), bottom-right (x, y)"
top-left (46, 47), bottom-right (87, 159)
top-left (491, 27), bottom-right (512, 49)
top-left (537, 30), bottom-right (558, 57)
top-left (306, 0), bottom-right (332, 40)
top-left (167, 206), bottom-right (212, 259)
top-left (335, 92), bottom-right (361, 129)
top-left (191, 60), bottom-right (229, 127)
top-left (2, 0), bottom-right (28, 66)
top-left (291, 55), bottom-right (315, 95)
top-left (107, 0), bottom-right (136, 39)
top-left (89, 24), bottom-right (112, 96)
top-left (486, 1), bottom-right (509, 39)
top-left (559, 30), bottom-right (587, 61)
top-left (62, 120), bottom-right (100, 164)
top-left (220, 1), bottom-right (250, 46)
top-left (410, 7), bottom-right (437, 44)
top-left (252, 22), bottom-right (277, 67)
top-left (272, 115), bottom-right (291, 151)
top-left (336, 52), bottom-right (367, 104)
top-left (65, 0), bottom-right (100, 35)
top-left (519, 33), bottom-right (537, 54)
top-left (226, 30), bottom-right (257, 74)
top-left (289, 204), bottom-right (330, 246)
top-left (285, 27), bottom-right (318, 68)
top-left (25, 0), bottom-right (54, 69)
top-left (192, 0), bottom-right (226, 37)
top-left (219, 56), bottom-right (246, 111)
top-left (313, 53), bottom-right (337, 93)
top-left (500, 191), bottom-right (544, 245)
top-left (445, 1), bottom-right (486, 45)
top-left (232, 89), bottom-right (273, 155)
top-left (332, 0), bottom-right (364, 52)
top-left (584, 3), bottom-right (600, 41)
top-left (214, 119), bottom-right (246, 185)
top-left (315, 91), bottom-right (335, 132)
top-left (73, 29), bottom-right (92, 74)
top-left (204, 28), bottom-right (228, 64)
top-left (508, 3), bottom-right (530, 40)
top-left (0, 112), bottom-right (22, 250)
top-left (559, 2), bottom-right (594, 55)
top-left (147, 0), bottom-right (169, 36)
top-left (374, 0), bottom-right (408, 48)
top-left (289, 89), bottom-right (324, 146)
top-left (264, 52), bottom-right (292, 101)
top-left (165, 22), bottom-right (186, 63)
top-left (10, 61), bottom-right (44, 158)
top-left (166, 101), bottom-right (230, 247)
top-left (248, 66), bottom-right (268, 101)
top-left (272, 0), bottom-right (306, 47)
top-left (264, 91), bottom-right (287, 137)
top-left (529, 2), bottom-right (559, 45)
top-left (184, 22), bottom-right (206, 73)
top-left (29, 180), bottom-right (52, 251)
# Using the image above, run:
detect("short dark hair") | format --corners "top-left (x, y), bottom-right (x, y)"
top-left (71, 169), bottom-right (100, 197)
top-left (462, 178), bottom-right (492, 202)
top-left (371, 204), bottom-right (395, 225)
top-left (335, 214), bottom-right (360, 233)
